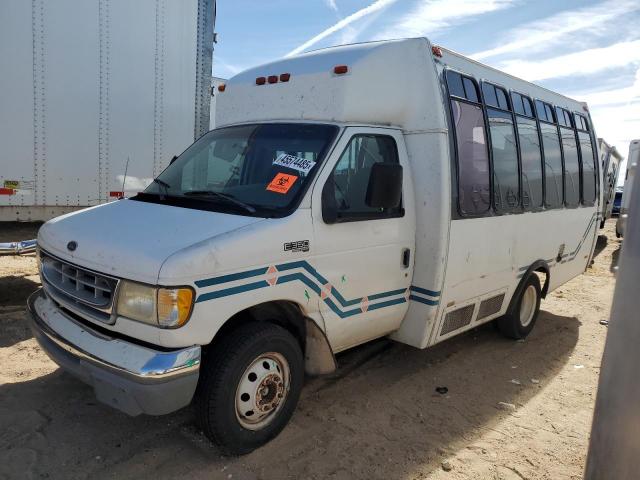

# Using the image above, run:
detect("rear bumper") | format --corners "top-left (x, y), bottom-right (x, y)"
top-left (27, 289), bottom-right (201, 416)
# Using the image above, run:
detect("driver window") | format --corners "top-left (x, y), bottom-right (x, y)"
top-left (328, 134), bottom-right (401, 218)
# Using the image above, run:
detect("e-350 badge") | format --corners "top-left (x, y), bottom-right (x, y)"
top-left (284, 240), bottom-right (310, 253)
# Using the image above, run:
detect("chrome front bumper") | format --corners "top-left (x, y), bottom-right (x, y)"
top-left (27, 289), bottom-right (201, 416)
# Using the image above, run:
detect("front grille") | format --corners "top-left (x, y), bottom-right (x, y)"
top-left (40, 250), bottom-right (118, 322)
top-left (440, 304), bottom-right (475, 336)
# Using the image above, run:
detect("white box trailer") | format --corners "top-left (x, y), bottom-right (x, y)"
top-left (598, 138), bottom-right (623, 227)
top-left (27, 38), bottom-right (602, 454)
top-left (0, 0), bottom-right (215, 222)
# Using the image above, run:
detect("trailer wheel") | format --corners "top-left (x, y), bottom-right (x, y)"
top-left (194, 322), bottom-right (304, 455)
top-left (498, 275), bottom-right (541, 340)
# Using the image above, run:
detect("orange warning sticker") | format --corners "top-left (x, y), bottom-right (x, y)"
top-left (266, 173), bottom-right (298, 194)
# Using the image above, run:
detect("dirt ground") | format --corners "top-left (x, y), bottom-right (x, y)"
top-left (0, 221), bottom-right (620, 480)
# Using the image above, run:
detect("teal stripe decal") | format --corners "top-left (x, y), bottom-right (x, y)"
top-left (195, 267), bottom-right (269, 288)
top-left (196, 280), bottom-right (270, 303)
top-left (409, 295), bottom-right (439, 306)
top-left (194, 260), bottom-right (440, 315)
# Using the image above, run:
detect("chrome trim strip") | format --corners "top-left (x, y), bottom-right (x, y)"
top-left (28, 289), bottom-right (200, 382)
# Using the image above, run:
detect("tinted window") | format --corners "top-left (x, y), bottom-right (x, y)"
top-left (329, 135), bottom-right (401, 219)
top-left (545, 104), bottom-right (555, 123)
top-left (517, 117), bottom-right (543, 209)
top-left (487, 108), bottom-right (519, 212)
top-left (556, 107), bottom-right (568, 127)
top-left (578, 131), bottom-right (597, 204)
top-left (523, 97), bottom-right (533, 117)
top-left (540, 123), bottom-right (563, 208)
top-left (535, 100), bottom-right (548, 122)
top-left (512, 92), bottom-right (525, 115)
top-left (561, 128), bottom-right (580, 206)
top-left (496, 88), bottom-right (509, 110)
top-left (446, 70), bottom-right (465, 98)
top-left (463, 78), bottom-right (479, 102)
top-left (451, 100), bottom-right (491, 215)
top-left (482, 83), bottom-right (498, 107)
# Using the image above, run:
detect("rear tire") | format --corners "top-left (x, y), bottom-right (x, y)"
top-left (498, 275), bottom-right (541, 339)
top-left (194, 322), bottom-right (304, 455)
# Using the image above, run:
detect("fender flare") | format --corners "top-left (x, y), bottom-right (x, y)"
top-left (513, 260), bottom-right (550, 311)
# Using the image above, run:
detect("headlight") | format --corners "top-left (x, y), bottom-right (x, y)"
top-left (116, 281), bottom-right (194, 328)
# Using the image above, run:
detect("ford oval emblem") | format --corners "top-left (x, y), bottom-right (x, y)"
top-left (67, 241), bottom-right (77, 252)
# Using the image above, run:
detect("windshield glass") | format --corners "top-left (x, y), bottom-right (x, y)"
top-left (137, 123), bottom-right (338, 217)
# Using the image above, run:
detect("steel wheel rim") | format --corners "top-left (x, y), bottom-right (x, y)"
top-left (235, 352), bottom-right (290, 430)
top-left (520, 285), bottom-right (537, 327)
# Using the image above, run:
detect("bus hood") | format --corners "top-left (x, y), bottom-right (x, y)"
top-left (37, 199), bottom-right (264, 284)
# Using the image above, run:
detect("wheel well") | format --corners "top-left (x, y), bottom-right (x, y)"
top-left (525, 261), bottom-right (550, 299)
top-left (203, 301), bottom-right (307, 356)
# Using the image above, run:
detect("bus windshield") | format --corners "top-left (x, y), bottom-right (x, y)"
top-left (137, 123), bottom-right (338, 217)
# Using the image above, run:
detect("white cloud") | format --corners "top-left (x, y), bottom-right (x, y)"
top-left (286, 0), bottom-right (399, 57)
top-left (571, 69), bottom-right (640, 107)
top-left (324, 0), bottom-right (338, 13)
top-left (498, 40), bottom-right (640, 81)
top-left (471, 0), bottom-right (640, 61)
top-left (376, 0), bottom-right (516, 40)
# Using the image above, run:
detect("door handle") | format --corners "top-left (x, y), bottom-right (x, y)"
top-left (402, 248), bottom-right (411, 268)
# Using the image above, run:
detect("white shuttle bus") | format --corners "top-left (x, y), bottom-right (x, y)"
top-left (28, 38), bottom-right (601, 454)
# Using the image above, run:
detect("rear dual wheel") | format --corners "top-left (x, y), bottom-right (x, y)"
top-left (194, 322), bottom-right (304, 455)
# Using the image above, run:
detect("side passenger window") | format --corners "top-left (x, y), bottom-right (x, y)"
top-left (327, 135), bottom-right (402, 219)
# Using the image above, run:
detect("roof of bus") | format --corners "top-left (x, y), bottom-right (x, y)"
top-left (216, 38), bottom-right (590, 131)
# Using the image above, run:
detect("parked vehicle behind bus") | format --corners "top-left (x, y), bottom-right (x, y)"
top-left (27, 38), bottom-right (602, 455)
top-left (598, 139), bottom-right (623, 227)
top-left (617, 140), bottom-right (639, 238)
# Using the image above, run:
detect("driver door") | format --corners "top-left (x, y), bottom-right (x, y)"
top-left (311, 127), bottom-right (415, 352)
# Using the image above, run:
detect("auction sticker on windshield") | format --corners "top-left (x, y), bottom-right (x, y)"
top-left (273, 153), bottom-right (316, 175)
top-left (266, 173), bottom-right (298, 194)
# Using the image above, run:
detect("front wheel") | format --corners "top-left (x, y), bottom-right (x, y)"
top-left (194, 322), bottom-right (304, 455)
top-left (497, 275), bottom-right (541, 339)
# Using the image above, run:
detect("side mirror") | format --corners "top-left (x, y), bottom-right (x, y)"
top-left (321, 175), bottom-right (338, 224)
top-left (366, 162), bottom-right (403, 209)
top-left (170, 155), bottom-right (178, 165)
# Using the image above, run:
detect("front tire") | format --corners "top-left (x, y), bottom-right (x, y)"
top-left (498, 275), bottom-right (541, 339)
top-left (194, 322), bottom-right (304, 455)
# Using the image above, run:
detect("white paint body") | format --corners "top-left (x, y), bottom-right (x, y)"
top-left (617, 140), bottom-right (639, 238)
top-left (36, 38), bottom-right (601, 356)
top-left (599, 139), bottom-right (623, 224)
top-left (0, 0), bottom-right (214, 221)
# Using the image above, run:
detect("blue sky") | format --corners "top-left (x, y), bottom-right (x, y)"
top-left (213, 0), bottom-right (640, 174)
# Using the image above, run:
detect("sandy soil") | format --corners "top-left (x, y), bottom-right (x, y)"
top-left (0, 221), bottom-right (620, 480)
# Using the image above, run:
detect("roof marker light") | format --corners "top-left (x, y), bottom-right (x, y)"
top-left (218, 84), bottom-right (226, 92)
top-left (256, 76), bottom-right (266, 85)
top-left (280, 73), bottom-right (291, 82)
top-left (267, 75), bottom-right (278, 84)
top-left (333, 65), bottom-right (348, 75)
top-left (431, 46), bottom-right (443, 57)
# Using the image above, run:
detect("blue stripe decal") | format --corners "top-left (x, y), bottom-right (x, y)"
top-left (410, 286), bottom-right (441, 297)
top-left (195, 267), bottom-right (269, 288)
top-left (275, 261), bottom-right (329, 286)
top-left (409, 295), bottom-right (439, 306)
top-left (196, 280), bottom-right (270, 303)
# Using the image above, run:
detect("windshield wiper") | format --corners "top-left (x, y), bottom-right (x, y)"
top-left (152, 178), bottom-right (171, 199)
top-left (183, 190), bottom-right (257, 213)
